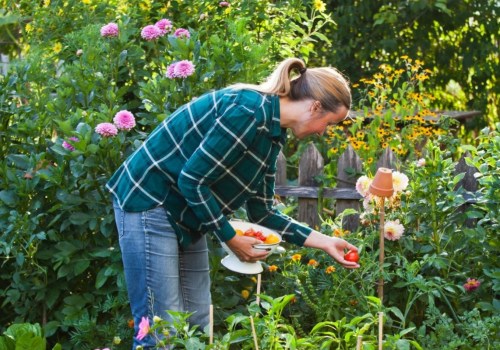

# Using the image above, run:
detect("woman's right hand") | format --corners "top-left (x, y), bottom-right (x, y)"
top-left (225, 235), bottom-right (269, 262)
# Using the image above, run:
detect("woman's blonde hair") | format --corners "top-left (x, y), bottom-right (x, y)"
top-left (232, 58), bottom-right (351, 113)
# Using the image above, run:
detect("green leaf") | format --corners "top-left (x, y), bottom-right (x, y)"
top-left (0, 190), bottom-right (18, 206)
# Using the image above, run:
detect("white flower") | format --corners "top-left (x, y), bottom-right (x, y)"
top-left (416, 158), bottom-right (426, 167)
top-left (356, 175), bottom-right (372, 197)
top-left (392, 171), bottom-right (409, 193)
top-left (384, 219), bottom-right (404, 241)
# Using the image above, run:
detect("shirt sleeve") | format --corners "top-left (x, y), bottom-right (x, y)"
top-left (177, 93), bottom-right (260, 243)
top-left (245, 152), bottom-right (313, 246)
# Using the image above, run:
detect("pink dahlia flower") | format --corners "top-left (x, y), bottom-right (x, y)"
top-left (166, 62), bottom-right (177, 79)
top-left (113, 110), bottom-right (136, 131)
top-left (173, 60), bottom-right (195, 78)
top-left (62, 137), bottom-right (79, 151)
top-left (100, 23), bottom-right (119, 38)
top-left (141, 25), bottom-right (162, 41)
top-left (136, 317), bottom-right (150, 341)
top-left (219, 1), bottom-right (230, 6)
top-left (155, 19), bottom-right (173, 35)
top-left (173, 28), bottom-right (190, 39)
top-left (384, 219), bottom-right (404, 241)
top-left (95, 122), bottom-right (118, 137)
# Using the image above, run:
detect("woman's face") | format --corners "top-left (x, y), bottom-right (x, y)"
top-left (291, 102), bottom-right (348, 139)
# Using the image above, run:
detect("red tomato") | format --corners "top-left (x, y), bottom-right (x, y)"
top-left (344, 250), bottom-right (359, 263)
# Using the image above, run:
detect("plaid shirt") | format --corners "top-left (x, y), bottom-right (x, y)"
top-left (106, 88), bottom-right (312, 248)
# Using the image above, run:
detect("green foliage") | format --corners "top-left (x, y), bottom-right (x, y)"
top-left (0, 322), bottom-right (61, 350)
top-left (321, 0), bottom-right (499, 130)
top-left (0, 1), bottom-right (336, 349)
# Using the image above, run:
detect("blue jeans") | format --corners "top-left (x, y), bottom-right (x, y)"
top-left (113, 201), bottom-right (211, 349)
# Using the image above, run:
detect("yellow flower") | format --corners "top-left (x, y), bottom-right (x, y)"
top-left (241, 290), bottom-right (250, 299)
top-left (313, 0), bottom-right (326, 12)
top-left (291, 254), bottom-right (302, 262)
top-left (53, 42), bottom-right (62, 53)
top-left (82, 0), bottom-right (91, 4)
top-left (251, 276), bottom-right (257, 283)
top-left (25, 23), bottom-right (33, 33)
top-left (44, 0), bottom-right (51, 7)
top-left (325, 266), bottom-right (336, 274)
top-left (307, 259), bottom-right (319, 267)
top-left (268, 265), bottom-right (278, 272)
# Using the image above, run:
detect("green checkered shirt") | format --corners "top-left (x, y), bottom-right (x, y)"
top-left (106, 88), bottom-right (312, 248)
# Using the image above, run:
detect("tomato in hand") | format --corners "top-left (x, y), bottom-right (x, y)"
top-left (344, 249), bottom-right (359, 263)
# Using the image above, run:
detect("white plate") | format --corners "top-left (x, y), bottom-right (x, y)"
top-left (219, 221), bottom-right (283, 274)
top-left (230, 220), bottom-right (282, 251)
top-left (221, 255), bottom-right (263, 274)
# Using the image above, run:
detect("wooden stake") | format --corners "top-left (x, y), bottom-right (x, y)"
top-left (356, 335), bottom-right (363, 350)
top-left (250, 316), bottom-right (259, 350)
top-left (378, 312), bottom-right (384, 350)
top-left (378, 198), bottom-right (385, 302)
top-left (256, 273), bottom-right (262, 305)
top-left (209, 304), bottom-right (213, 345)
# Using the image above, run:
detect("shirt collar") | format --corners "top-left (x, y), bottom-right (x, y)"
top-left (270, 95), bottom-right (282, 138)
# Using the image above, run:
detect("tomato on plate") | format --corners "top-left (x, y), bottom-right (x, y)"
top-left (344, 249), bottom-right (359, 263)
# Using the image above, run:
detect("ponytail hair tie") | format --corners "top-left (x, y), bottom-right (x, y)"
top-left (299, 67), bottom-right (307, 74)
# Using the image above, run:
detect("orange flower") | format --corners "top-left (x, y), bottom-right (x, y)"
top-left (268, 265), bottom-right (278, 272)
top-left (325, 266), bottom-right (336, 274)
top-left (307, 259), bottom-right (319, 267)
top-left (291, 254), bottom-right (302, 262)
top-left (241, 290), bottom-right (250, 299)
top-left (127, 319), bottom-right (134, 328)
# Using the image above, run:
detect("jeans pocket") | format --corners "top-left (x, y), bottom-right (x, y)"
top-left (112, 200), bottom-right (126, 239)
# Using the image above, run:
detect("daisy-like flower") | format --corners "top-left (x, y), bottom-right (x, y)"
top-left (356, 175), bottom-right (372, 197)
top-left (307, 259), bottom-right (319, 267)
top-left (95, 122), bottom-right (118, 137)
top-left (463, 278), bottom-right (481, 292)
top-left (313, 0), bottom-right (326, 12)
top-left (141, 24), bottom-right (162, 41)
top-left (392, 171), bottom-right (409, 192)
top-left (155, 18), bottom-right (173, 35)
top-left (113, 110), bottom-right (136, 131)
top-left (62, 136), bottom-right (79, 151)
top-left (291, 254), bottom-right (302, 262)
top-left (173, 60), bottom-right (195, 78)
top-left (173, 28), bottom-right (190, 39)
top-left (136, 317), bottom-right (150, 341)
top-left (100, 23), bottom-right (119, 38)
top-left (416, 158), bottom-right (426, 167)
top-left (325, 266), bottom-right (336, 274)
top-left (384, 219), bottom-right (404, 241)
top-left (268, 265), bottom-right (278, 272)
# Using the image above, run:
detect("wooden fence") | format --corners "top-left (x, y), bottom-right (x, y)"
top-left (274, 144), bottom-right (478, 231)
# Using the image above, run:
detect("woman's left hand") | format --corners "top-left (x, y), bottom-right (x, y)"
top-left (303, 230), bottom-right (360, 269)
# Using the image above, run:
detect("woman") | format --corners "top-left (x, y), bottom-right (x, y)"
top-left (106, 57), bottom-right (359, 348)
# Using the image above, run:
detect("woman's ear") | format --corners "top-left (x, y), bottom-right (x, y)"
top-left (311, 100), bottom-right (322, 112)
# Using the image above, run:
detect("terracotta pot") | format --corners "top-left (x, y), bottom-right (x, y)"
top-left (369, 168), bottom-right (394, 197)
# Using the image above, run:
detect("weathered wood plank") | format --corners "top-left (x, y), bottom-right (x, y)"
top-left (275, 186), bottom-right (362, 199)
top-left (336, 145), bottom-right (363, 231)
top-left (298, 144), bottom-right (324, 229)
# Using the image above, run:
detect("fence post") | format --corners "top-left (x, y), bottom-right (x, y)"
top-left (298, 143), bottom-right (324, 229)
top-left (336, 145), bottom-right (363, 232)
top-left (376, 147), bottom-right (396, 170)
top-left (275, 151), bottom-right (287, 186)
top-left (454, 152), bottom-right (478, 227)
